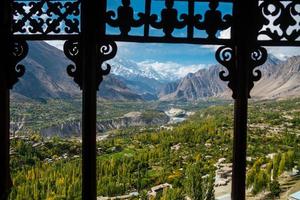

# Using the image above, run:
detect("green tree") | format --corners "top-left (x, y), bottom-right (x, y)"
top-left (184, 161), bottom-right (215, 200)
top-left (285, 150), bottom-right (295, 171)
top-left (246, 169), bottom-right (256, 188)
top-left (278, 154), bottom-right (286, 175)
top-left (184, 161), bottom-right (204, 200)
top-left (140, 190), bottom-right (148, 200)
top-left (161, 188), bottom-right (184, 200)
top-left (205, 174), bottom-right (215, 200)
top-left (273, 154), bottom-right (281, 179)
top-left (269, 180), bottom-right (281, 197)
top-left (252, 170), bottom-right (268, 195)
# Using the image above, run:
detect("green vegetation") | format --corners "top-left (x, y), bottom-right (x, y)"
top-left (10, 99), bottom-right (82, 131)
top-left (270, 180), bottom-right (281, 197)
top-left (10, 99), bottom-right (225, 132)
top-left (184, 161), bottom-right (215, 200)
top-left (246, 150), bottom-right (296, 195)
top-left (9, 98), bottom-right (300, 199)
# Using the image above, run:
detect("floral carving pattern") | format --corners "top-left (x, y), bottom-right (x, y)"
top-left (11, 0), bottom-right (298, 95)
top-left (258, 0), bottom-right (300, 42)
top-left (96, 41), bottom-right (118, 89)
top-left (13, 0), bottom-right (80, 34)
top-left (63, 40), bottom-right (117, 89)
top-left (216, 45), bottom-right (268, 99)
top-left (9, 40), bottom-right (28, 89)
top-left (215, 45), bottom-right (236, 98)
top-left (106, 0), bottom-right (232, 40)
top-left (248, 46), bottom-right (267, 97)
top-left (64, 39), bottom-right (81, 88)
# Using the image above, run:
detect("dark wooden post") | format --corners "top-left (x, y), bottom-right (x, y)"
top-left (231, 61), bottom-right (249, 200)
top-left (80, 1), bottom-right (97, 199)
top-left (67, 1), bottom-right (115, 199)
top-left (80, 0), bottom-right (110, 199)
top-left (0, 0), bottom-right (13, 199)
top-left (231, 0), bottom-right (256, 199)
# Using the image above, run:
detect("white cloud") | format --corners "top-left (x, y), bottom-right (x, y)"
top-left (267, 47), bottom-right (300, 60)
top-left (46, 40), bottom-right (65, 50)
top-left (219, 28), bottom-right (231, 39)
top-left (137, 60), bottom-right (208, 79)
top-left (45, 40), bottom-right (209, 80)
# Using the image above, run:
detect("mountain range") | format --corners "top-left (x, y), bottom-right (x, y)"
top-left (12, 41), bottom-right (300, 101)
top-left (13, 42), bottom-right (150, 101)
top-left (161, 55), bottom-right (300, 100)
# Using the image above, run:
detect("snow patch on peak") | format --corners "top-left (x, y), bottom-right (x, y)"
top-left (109, 57), bottom-right (209, 82)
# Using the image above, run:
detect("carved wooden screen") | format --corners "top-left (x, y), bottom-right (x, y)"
top-left (0, 0), bottom-right (299, 200)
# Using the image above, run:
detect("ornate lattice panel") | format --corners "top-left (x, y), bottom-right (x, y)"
top-left (10, 0), bottom-right (300, 93)
top-left (13, 0), bottom-right (81, 39)
top-left (105, 0), bottom-right (233, 44)
top-left (13, 0), bottom-right (235, 45)
top-left (12, 0), bottom-right (300, 46)
top-left (257, 0), bottom-right (300, 46)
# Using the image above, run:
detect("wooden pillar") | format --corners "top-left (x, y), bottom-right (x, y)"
top-left (0, 0), bottom-right (13, 199)
top-left (81, 3), bottom-right (97, 200)
top-left (231, 67), bottom-right (249, 200)
top-left (231, 0), bottom-right (256, 199)
top-left (80, 0), bottom-right (107, 199)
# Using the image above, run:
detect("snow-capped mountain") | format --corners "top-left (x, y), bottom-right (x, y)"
top-left (109, 58), bottom-right (205, 82)
top-left (45, 41), bottom-right (206, 82)
top-left (109, 58), bottom-right (169, 82)
top-left (12, 41), bottom-right (300, 102)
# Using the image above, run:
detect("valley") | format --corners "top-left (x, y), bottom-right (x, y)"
top-left (9, 98), bottom-right (300, 200)
top-left (10, 99), bottom-right (225, 137)
top-left (8, 41), bottom-right (300, 199)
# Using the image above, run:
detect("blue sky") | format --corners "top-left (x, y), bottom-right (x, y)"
top-left (116, 42), bottom-right (217, 65)
top-left (106, 0), bottom-right (232, 37)
top-left (105, 0), bottom-right (232, 65)
top-left (47, 0), bottom-right (299, 73)
top-left (105, 0), bottom-right (299, 64)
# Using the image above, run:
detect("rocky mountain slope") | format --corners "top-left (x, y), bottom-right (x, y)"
top-left (110, 58), bottom-right (167, 82)
top-left (12, 42), bottom-right (148, 101)
top-left (12, 41), bottom-right (300, 101)
top-left (159, 66), bottom-right (227, 100)
top-left (159, 55), bottom-right (300, 100)
top-left (13, 41), bottom-right (79, 99)
top-left (251, 56), bottom-right (300, 99)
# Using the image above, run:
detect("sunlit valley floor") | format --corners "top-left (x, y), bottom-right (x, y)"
top-left (9, 98), bottom-right (300, 200)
